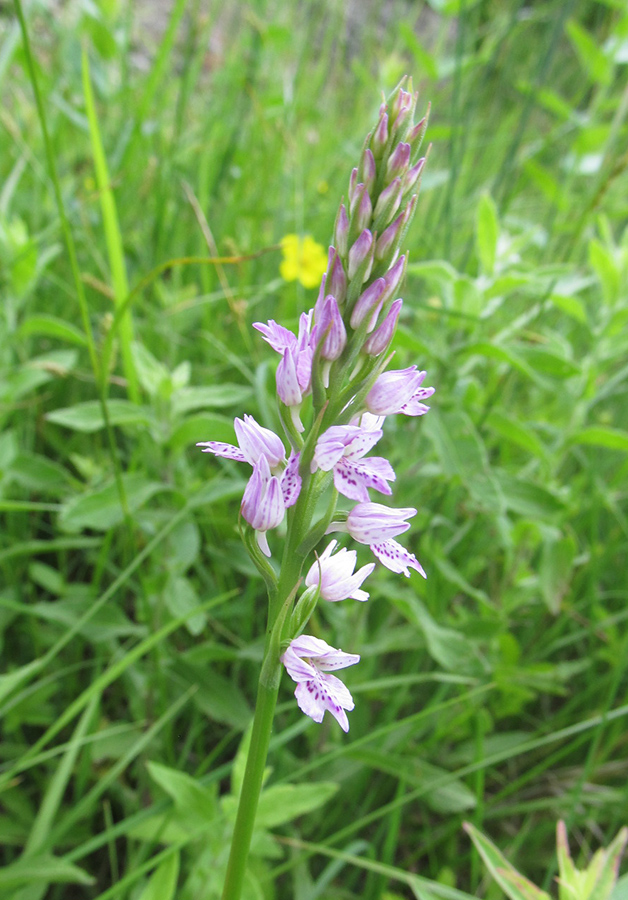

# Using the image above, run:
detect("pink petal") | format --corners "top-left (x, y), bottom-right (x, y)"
top-left (253, 319), bottom-right (296, 354)
top-left (343, 428), bottom-right (383, 460)
top-left (276, 348), bottom-right (302, 406)
top-left (196, 441), bottom-right (247, 462)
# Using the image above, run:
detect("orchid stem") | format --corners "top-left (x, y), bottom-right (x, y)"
top-left (220, 653), bottom-right (281, 900)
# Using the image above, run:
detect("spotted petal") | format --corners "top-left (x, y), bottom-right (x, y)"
top-left (370, 538), bottom-right (426, 578)
top-left (334, 456), bottom-right (395, 502)
top-left (281, 451), bottom-right (302, 508)
top-left (295, 672), bottom-right (354, 732)
top-left (196, 441), bottom-right (246, 462)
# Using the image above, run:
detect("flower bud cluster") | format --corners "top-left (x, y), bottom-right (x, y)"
top-left (198, 78), bottom-right (434, 733)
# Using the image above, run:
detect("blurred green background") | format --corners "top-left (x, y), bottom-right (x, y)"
top-left (1, 0), bottom-right (628, 897)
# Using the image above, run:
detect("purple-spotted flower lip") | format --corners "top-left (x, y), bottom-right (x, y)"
top-left (371, 538), bottom-right (426, 578)
top-left (281, 635), bottom-right (360, 732)
top-left (197, 413), bottom-right (286, 470)
top-left (305, 539), bottom-right (375, 602)
top-left (312, 424), bottom-right (395, 503)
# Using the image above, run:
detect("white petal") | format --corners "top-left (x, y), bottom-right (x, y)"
top-left (370, 538), bottom-right (426, 577)
top-left (294, 681), bottom-right (325, 723)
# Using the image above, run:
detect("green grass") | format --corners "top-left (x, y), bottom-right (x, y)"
top-left (2, 0), bottom-right (628, 898)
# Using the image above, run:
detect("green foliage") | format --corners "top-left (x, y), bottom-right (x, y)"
top-left (2, 0), bottom-right (628, 897)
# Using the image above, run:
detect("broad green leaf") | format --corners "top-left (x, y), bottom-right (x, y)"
top-left (173, 384), bottom-right (254, 414)
top-left (557, 821), bottom-right (628, 900)
top-left (164, 575), bottom-right (206, 636)
top-left (46, 400), bottom-right (152, 433)
top-left (0, 659), bottom-right (45, 705)
top-left (255, 782), bottom-right (338, 828)
top-left (550, 292), bottom-right (588, 325)
top-left (423, 409), bottom-right (505, 514)
top-left (570, 427), bottom-right (628, 452)
top-left (8, 453), bottom-right (75, 497)
top-left (566, 19), bottom-right (613, 86)
top-left (398, 21), bottom-right (439, 79)
top-left (59, 473), bottom-right (163, 532)
top-left (495, 471), bottom-right (565, 519)
top-left (476, 192), bottom-right (499, 275)
top-left (486, 412), bottom-right (547, 460)
top-left (393, 594), bottom-right (486, 677)
top-left (18, 314), bottom-right (88, 346)
top-left (136, 851), bottom-right (180, 900)
top-left (540, 535), bottom-right (576, 614)
top-left (525, 159), bottom-right (569, 211)
top-left (589, 239), bottom-right (620, 306)
top-left (132, 341), bottom-right (170, 398)
top-left (459, 342), bottom-right (547, 388)
top-left (166, 519), bottom-right (201, 571)
top-left (464, 822), bottom-right (551, 900)
top-left (517, 347), bottom-right (580, 380)
top-left (349, 749), bottom-right (476, 814)
top-left (169, 413), bottom-right (238, 452)
top-left (172, 659), bottom-right (252, 729)
top-left (610, 874), bottom-right (628, 900)
top-left (0, 855), bottom-right (93, 889)
top-left (29, 596), bottom-right (146, 642)
top-left (431, 553), bottom-right (491, 607)
top-left (147, 761), bottom-right (217, 828)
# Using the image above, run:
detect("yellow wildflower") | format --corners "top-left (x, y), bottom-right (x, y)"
top-left (279, 234), bottom-right (327, 289)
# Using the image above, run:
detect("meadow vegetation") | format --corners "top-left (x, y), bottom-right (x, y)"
top-left (1, 0), bottom-right (628, 897)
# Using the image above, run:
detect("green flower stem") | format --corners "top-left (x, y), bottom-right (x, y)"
top-left (222, 531), bottom-right (305, 900)
top-left (220, 652), bottom-right (281, 900)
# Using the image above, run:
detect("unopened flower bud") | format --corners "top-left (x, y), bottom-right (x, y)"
top-left (348, 167), bottom-right (358, 204)
top-left (328, 250), bottom-right (347, 306)
top-left (317, 295), bottom-right (347, 360)
top-left (403, 157), bottom-right (426, 196)
top-left (350, 277), bottom-right (386, 330)
top-left (364, 298), bottom-right (402, 355)
top-left (375, 195), bottom-right (416, 261)
top-left (334, 204), bottom-right (350, 258)
top-left (390, 86), bottom-right (415, 125)
top-left (355, 187), bottom-right (372, 232)
top-left (374, 176), bottom-right (402, 227)
top-left (407, 106), bottom-right (430, 156)
top-left (315, 272), bottom-right (327, 320)
top-left (348, 229), bottom-right (374, 282)
top-left (375, 210), bottom-right (404, 261)
top-left (371, 112), bottom-right (389, 158)
top-left (385, 142), bottom-right (411, 183)
top-left (349, 183), bottom-right (372, 231)
top-left (381, 254), bottom-right (407, 303)
top-left (358, 148), bottom-right (376, 195)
